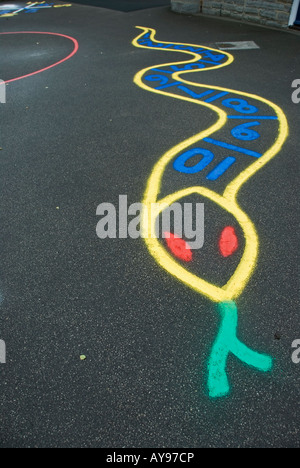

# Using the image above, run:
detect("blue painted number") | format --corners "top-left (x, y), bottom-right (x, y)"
top-left (231, 121), bottom-right (261, 141)
top-left (173, 148), bottom-right (214, 174)
top-left (222, 98), bottom-right (258, 114)
top-left (173, 148), bottom-right (236, 180)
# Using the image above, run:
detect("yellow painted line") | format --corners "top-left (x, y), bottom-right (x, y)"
top-left (133, 27), bottom-right (288, 303)
top-left (174, 72), bottom-right (289, 201)
top-left (142, 187), bottom-right (258, 302)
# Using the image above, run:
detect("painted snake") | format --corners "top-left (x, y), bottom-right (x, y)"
top-left (132, 27), bottom-right (288, 398)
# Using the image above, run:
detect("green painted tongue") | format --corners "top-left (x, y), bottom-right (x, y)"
top-left (207, 301), bottom-right (273, 398)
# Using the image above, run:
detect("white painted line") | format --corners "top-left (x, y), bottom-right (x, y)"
top-left (11, 2), bottom-right (39, 14)
top-left (215, 41), bottom-right (260, 50)
top-left (0, 5), bottom-right (19, 10)
top-left (27, 4), bottom-right (53, 7)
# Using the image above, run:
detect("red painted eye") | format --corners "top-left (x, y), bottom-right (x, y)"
top-left (219, 226), bottom-right (239, 257)
top-left (164, 233), bottom-right (193, 262)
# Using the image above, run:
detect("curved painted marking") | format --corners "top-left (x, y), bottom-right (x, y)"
top-left (0, 32), bottom-right (78, 319)
top-left (142, 186), bottom-right (258, 302)
top-left (0, 32), bottom-right (79, 83)
top-left (133, 26), bottom-right (288, 303)
top-left (132, 27), bottom-right (288, 397)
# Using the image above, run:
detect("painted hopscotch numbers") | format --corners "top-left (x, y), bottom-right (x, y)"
top-left (133, 27), bottom-right (288, 398)
top-left (138, 32), bottom-right (279, 185)
top-left (0, 2), bottom-right (72, 18)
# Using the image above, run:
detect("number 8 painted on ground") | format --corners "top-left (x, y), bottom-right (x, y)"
top-left (222, 98), bottom-right (258, 114)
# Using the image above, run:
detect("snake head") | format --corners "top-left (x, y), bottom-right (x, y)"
top-left (142, 186), bottom-right (258, 303)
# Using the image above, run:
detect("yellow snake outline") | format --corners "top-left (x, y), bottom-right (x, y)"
top-left (132, 27), bottom-right (289, 397)
top-left (133, 26), bottom-right (289, 303)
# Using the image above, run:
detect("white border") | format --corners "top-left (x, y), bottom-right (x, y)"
top-left (289, 0), bottom-right (300, 25)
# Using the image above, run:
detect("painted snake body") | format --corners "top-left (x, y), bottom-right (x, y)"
top-left (132, 27), bottom-right (288, 398)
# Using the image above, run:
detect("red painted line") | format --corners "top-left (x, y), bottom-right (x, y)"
top-left (0, 31), bottom-right (79, 83)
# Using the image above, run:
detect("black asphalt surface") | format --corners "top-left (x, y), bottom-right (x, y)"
top-left (0, 1), bottom-right (299, 448)
top-left (66, 0), bottom-right (171, 11)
